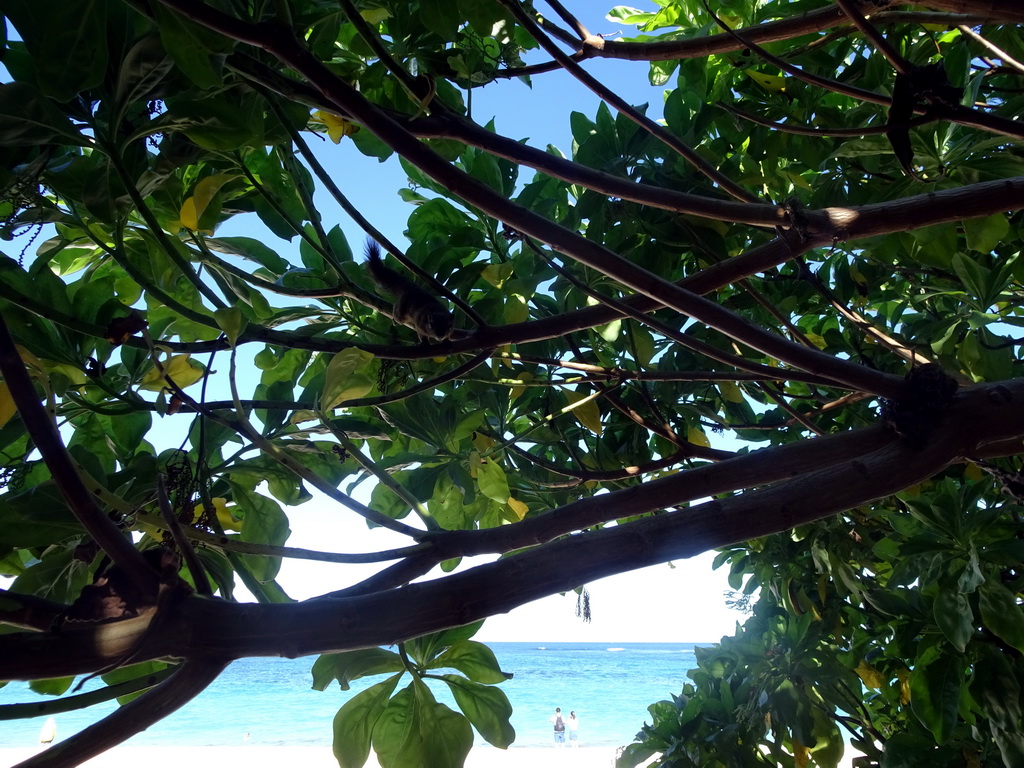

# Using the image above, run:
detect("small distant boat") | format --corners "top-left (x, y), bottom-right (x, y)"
top-left (536, 646), bottom-right (546, 650)
top-left (606, 647), bottom-right (626, 652)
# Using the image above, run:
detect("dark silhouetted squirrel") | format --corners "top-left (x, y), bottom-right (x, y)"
top-left (365, 240), bottom-right (453, 342)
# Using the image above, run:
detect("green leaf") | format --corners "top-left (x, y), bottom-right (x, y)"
top-left (910, 654), bottom-right (962, 743)
top-left (951, 253), bottom-right (989, 304)
top-left (332, 673), bottom-right (403, 768)
top-left (372, 681), bottom-right (473, 768)
top-left (978, 579), bottom-right (1024, 653)
top-left (476, 458), bottom-right (509, 504)
top-left (231, 484), bottom-right (291, 582)
top-left (213, 305), bottom-right (247, 347)
top-left (2, 0), bottom-right (109, 101)
top-left (311, 648), bottom-right (404, 691)
top-left (932, 589), bottom-right (972, 652)
top-left (768, 679), bottom-right (815, 745)
top-left (321, 348), bottom-right (376, 410)
top-left (152, 3), bottom-right (229, 88)
top-left (441, 674), bottom-right (515, 748)
top-left (29, 676), bottom-right (75, 696)
top-left (0, 82), bottom-right (88, 147)
top-left (971, 645), bottom-right (1021, 730)
top-left (429, 641), bottom-right (511, 684)
top-left (116, 35), bottom-right (175, 114)
top-left (206, 237), bottom-right (291, 275)
top-left (405, 623), bottom-right (485, 667)
top-left (993, 727), bottom-right (1024, 767)
top-left (419, 0), bottom-right (461, 37)
top-left (963, 213), bottom-right (1008, 254)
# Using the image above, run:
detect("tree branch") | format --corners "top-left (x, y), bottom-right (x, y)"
top-left (12, 658), bottom-right (229, 768)
top-left (0, 312), bottom-right (156, 590)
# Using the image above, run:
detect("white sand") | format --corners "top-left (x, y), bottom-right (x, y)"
top-left (2, 744), bottom-right (865, 767)
top-left (1, 746), bottom-right (623, 768)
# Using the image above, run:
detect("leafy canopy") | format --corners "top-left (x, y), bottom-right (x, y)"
top-left (1, 1), bottom-right (1024, 767)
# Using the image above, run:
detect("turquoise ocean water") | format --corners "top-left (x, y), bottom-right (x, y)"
top-left (0, 642), bottom-right (701, 750)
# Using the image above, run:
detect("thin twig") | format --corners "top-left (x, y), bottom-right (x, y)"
top-left (957, 24), bottom-right (1024, 75)
top-left (132, 512), bottom-right (428, 563)
top-left (12, 659), bottom-right (229, 768)
top-left (156, 476), bottom-right (213, 596)
top-left (833, 0), bottom-right (910, 76)
top-left (499, 0), bottom-right (760, 204)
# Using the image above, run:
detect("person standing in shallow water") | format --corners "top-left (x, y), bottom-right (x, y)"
top-left (550, 707), bottom-right (566, 747)
top-left (568, 711), bottom-right (579, 747)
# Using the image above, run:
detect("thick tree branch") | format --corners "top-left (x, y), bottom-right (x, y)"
top-left (0, 312), bottom-right (156, 590)
top-left (5, 378), bottom-right (1023, 679)
top-left (12, 658), bottom-right (229, 768)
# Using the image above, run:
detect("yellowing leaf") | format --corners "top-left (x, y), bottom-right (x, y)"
top-left (196, 497), bottom-right (242, 532)
top-left (507, 497), bottom-right (528, 520)
top-left (498, 344), bottom-right (516, 370)
top-left (687, 426), bottom-right (710, 448)
top-left (510, 371), bottom-right (533, 400)
top-left (793, 742), bottom-right (809, 768)
top-left (964, 462), bottom-right (985, 482)
top-left (315, 110), bottom-right (360, 143)
top-left (472, 432), bottom-right (495, 452)
top-left (14, 344), bottom-right (45, 374)
top-left (140, 497), bottom-right (242, 539)
top-left (481, 263), bottom-right (513, 289)
top-left (598, 318), bottom-right (621, 342)
top-left (719, 381), bottom-right (745, 403)
top-left (504, 293), bottom-right (529, 324)
top-left (360, 7), bottom-right (391, 24)
top-left (321, 348), bottom-right (376, 410)
top-left (566, 390), bottom-right (602, 435)
top-left (0, 381), bottom-right (15, 429)
top-left (633, 326), bottom-right (655, 367)
top-left (47, 363), bottom-right (87, 391)
top-left (179, 173), bottom-right (235, 232)
top-left (746, 69), bottom-right (786, 93)
top-left (897, 668), bottom-right (911, 705)
top-left (782, 169), bottom-right (813, 191)
top-left (804, 332), bottom-right (827, 350)
top-left (855, 660), bottom-right (885, 689)
top-left (139, 355), bottom-right (205, 392)
top-left (477, 457), bottom-right (510, 504)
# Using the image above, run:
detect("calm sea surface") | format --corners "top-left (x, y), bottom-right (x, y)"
top-left (0, 642), bottom-right (700, 750)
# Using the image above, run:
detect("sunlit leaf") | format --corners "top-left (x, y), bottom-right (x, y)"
top-left (745, 69), bottom-right (786, 92)
top-left (332, 674), bottom-right (402, 768)
top-left (315, 110), bottom-right (360, 143)
top-left (566, 390), bottom-right (602, 436)
top-left (0, 381), bottom-right (16, 429)
top-left (138, 354), bottom-right (205, 392)
top-left (321, 348), bottom-right (376, 410)
top-left (476, 458), bottom-right (509, 504)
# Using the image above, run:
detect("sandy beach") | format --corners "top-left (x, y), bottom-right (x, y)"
top-left (1, 746), bottom-right (625, 768)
